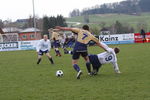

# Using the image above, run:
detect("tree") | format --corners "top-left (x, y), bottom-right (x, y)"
top-left (139, 0), bottom-right (150, 12)
top-left (43, 16), bottom-right (49, 35)
top-left (114, 21), bottom-right (123, 34)
top-left (42, 15), bottom-right (67, 35)
top-left (69, 9), bottom-right (80, 17)
top-left (91, 27), bottom-right (100, 35)
top-left (99, 22), bottom-right (106, 28)
top-left (0, 19), bottom-right (4, 28)
top-left (56, 15), bottom-right (67, 27)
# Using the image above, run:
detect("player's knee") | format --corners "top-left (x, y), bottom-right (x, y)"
top-left (72, 60), bottom-right (78, 65)
top-left (38, 56), bottom-right (42, 59)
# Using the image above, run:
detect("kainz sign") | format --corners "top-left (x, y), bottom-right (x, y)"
top-left (99, 34), bottom-right (134, 44)
top-left (0, 42), bottom-right (18, 50)
top-left (100, 36), bottom-right (118, 41)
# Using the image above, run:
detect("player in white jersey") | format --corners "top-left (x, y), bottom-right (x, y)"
top-left (89, 47), bottom-right (121, 75)
top-left (36, 35), bottom-right (54, 64)
top-left (64, 42), bottom-right (121, 75)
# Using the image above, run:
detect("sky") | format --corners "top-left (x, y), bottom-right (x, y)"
top-left (0, 0), bottom-right (124, 21)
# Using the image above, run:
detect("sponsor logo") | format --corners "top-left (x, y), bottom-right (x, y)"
top-left (100, 36), bottom-right (118, 41)
top-left (0, 42), bottom-right (18, 50)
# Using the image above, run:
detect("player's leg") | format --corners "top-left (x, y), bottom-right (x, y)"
top-left (72, 51), bottom-right (82, 79)
top-left (45, 52), bottom-right (54, 64)
top-left (54, 41), bottom-right (61, 56)
top-left (37, 50), bottom-right (43, 64)
top-left (55, 48), bottom-right (61, 56)
top-left (89, 54), bottom-right (102, 75)
top-left (82, 52), bottom-right (91, 75)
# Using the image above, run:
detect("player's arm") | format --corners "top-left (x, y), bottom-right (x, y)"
top-left (111, 52), bottom-right (121, 74)
top-left (48, 40), bottom-right (51, 51)
top-left (90, 35), bottom-right (108, 51)
top-left (36, 41), bottom-right (41, 52)
top-left (112, 62), bottom-right (121, 74)
top-left (55, 26), bottom-right (80, 33)
top-left (55, 26), bottom-right (73, 31)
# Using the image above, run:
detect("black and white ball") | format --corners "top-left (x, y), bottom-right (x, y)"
top-left (56, 70), bottom-right (63, 77)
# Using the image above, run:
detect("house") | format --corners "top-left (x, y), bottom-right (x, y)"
top-left (1, 27), bottom-right (20, 42)
top-left (0, 28), bottom-right (4, 34)
top-left (2, 27), bottom-right (22, 34)
top-left (19, 28), bottom-right (41, 41)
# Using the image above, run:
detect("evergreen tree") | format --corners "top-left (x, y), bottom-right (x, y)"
top-left (139, 0), bottom-right (150, 12)
top-left (43, 16), bottom-right (49, 35)
top-left (115, 21), bottom-right (123, 34)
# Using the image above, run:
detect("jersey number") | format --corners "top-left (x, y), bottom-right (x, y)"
top-left (105, 56), bottom-right (112, 61)
top-left (82, 33), bottom-right (88, 40)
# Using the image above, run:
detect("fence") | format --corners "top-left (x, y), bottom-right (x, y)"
top-left (0, 33), bottom-right (150, 52)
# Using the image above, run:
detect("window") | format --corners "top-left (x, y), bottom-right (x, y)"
top-left (30, 34), bottom-right (35, 39)
top-left (22, 35), bottom-right (27, 39)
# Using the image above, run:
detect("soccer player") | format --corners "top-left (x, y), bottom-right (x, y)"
top-left (48, 28), bottom-right (61, 57)
top-left (55, 25), bottom-right (108, 79)
top-left (89, 47), bottom-right (121, 75)
top-left (64, 42), bottom-right (121, 75)
top-left (36, 35), bottom-right (54, 64)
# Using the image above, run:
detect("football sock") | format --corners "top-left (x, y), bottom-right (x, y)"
top-left (86, 62), bottom-right (91, 73)
top-left (56, 50), bottom-right (60, 54)
top-left (96, 67), bottom-right (99, 73)
top-left (37, 58), bottom-right (41, 64)
top-left (73, 64), bottom-right (80, 72)
top-left (69, 51), bottom-right (73, 55)
top-left (49, 57), bottom-right (54, 64)
top-left (56, 50), bottom-right (61, 56)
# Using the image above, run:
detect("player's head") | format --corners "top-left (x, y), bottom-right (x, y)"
top-left (82, 25), bottom-right (89, 31)
top-left (114, 47), bottom-right (120, 54)
top-left (43, 35), bottom-right (48, 41)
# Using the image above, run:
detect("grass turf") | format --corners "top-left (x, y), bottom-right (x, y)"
top-left (0, 43), bottom-right (150, 100)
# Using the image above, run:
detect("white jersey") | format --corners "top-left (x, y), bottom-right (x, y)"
top-left (97, 48), bottom-right (119, 71)
top-left (36, 39), bottom-right (51, 52)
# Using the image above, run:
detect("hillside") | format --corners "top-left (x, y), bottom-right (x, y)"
top-left (66, 13), bottom-right (150, 33)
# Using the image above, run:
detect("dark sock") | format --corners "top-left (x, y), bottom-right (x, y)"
top-left (73, 64), bottom-right (80, 72)
top-left (86, 62), bottom-right (91, 73)
top-left (56, 50), bottom-right (61, 54)
top-left (49, 57), bottom-right (54, 64)
top-left (37, 58), bottom-right (41, 64)
top-left (57, 50), bottom-right (61, 56)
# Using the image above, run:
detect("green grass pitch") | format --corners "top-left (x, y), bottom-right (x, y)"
top-left (0, 43), bottom-right (150, 100)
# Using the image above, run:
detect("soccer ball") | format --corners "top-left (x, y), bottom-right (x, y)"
top-left (56, 70), bottom-right (63, 77)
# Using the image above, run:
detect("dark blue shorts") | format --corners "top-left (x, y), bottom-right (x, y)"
top-left (72, 41), bottom-right (88, 60)
top-left (72, 51), bottom-right (88, 60)
top-left (53, 40), bottom-right (60, 48)
top-left (73, 41), bottom-right (87, 52)
top-left (89, 54), bottom-right (102, 71)
top-left (38, 50), bottom-right (49, 55)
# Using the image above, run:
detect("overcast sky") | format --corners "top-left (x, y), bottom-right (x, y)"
top-left (0, 0), bottom-right (123, 21)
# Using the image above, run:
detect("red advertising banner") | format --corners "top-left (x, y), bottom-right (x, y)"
top-left (134, 33), bottom-right (150, 43)
top-left (146, 32), bottom-right (150, 43)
